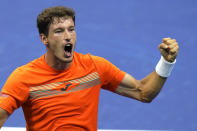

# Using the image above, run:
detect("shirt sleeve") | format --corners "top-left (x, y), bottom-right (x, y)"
top-left (0, 68), bottom-right (29, 114)
top-left (91, 55), bottom-right (126, 92)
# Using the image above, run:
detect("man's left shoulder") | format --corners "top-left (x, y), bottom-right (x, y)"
top-left (74, 52), bottom-right (93, 62)
top-left (74, 52), bottom-right (110, 68)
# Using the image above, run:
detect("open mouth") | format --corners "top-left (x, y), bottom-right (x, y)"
top-left (64, 44), bottom-right (73, 58)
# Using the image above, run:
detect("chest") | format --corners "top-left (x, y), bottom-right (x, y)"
top-left (24, 71), bottom-right (101, 112)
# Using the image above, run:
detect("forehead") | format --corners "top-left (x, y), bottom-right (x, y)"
top-left (50, 17), bottom-right (74, 28)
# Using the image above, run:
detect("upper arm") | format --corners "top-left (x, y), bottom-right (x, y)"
top-left (115, 73), bottom-right (143, 102)
top-left (0, 107), bottom-right (10, 128)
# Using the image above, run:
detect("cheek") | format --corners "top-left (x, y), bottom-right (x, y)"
top-left (48, 40), bottom-right (60, 49)
top-left (48, 36), bottom-right (61, 45)
top-left (72, 34), bottom-right (77, 42)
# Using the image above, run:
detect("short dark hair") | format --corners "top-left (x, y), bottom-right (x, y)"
top-left (37, 6), bottom-right (75, 36)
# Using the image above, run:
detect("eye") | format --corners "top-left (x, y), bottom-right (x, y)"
top-left (54, 28), bottom-right (64, 33)
top-left (55, 30), bottom-right (63, 33)
top-left (69, 27), bottom-right (75, 32)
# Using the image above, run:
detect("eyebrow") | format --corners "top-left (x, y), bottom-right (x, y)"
top-left (52, 24), bottom-right (75, 31)
top-left (69, 26), bottom-right (75, 28)
top-left (54, 25), bottom-right (75, 29)
top-left (53, 27), bottom-right (64, 31)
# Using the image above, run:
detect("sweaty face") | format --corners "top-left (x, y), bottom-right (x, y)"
top-left (46, 17), bottom-right (76, 63)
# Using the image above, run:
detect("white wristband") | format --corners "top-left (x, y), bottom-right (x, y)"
top-left (155, 56), bottom-right (176, 77)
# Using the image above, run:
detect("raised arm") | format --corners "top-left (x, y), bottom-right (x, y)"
top-left (0, 107), bottom-right (10, 128)
top-left (115, 37), bottom-right (179, 103)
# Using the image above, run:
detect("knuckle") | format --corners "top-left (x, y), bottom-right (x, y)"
top-left (170, 50), bottom-right (176, 54)
top-left (159, 43), bottom-right (163, 48)
top-left (163, 37), bottom-right (171, 42)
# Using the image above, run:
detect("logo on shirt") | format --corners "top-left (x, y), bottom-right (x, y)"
top-left (61, 83), bottom-right (72, 91)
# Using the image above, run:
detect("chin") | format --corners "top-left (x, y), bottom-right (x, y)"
top-left (61, 57), bottom-right (73, 63)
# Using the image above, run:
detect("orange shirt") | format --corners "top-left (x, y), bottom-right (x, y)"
top-left (0, 52), bottom-right (126, 131)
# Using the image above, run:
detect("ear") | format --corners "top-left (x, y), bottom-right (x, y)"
top-left (40, 33), bottom-right (48, 46)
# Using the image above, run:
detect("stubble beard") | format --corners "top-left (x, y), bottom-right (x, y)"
top-left (53, 47), bottom-right (74, 70)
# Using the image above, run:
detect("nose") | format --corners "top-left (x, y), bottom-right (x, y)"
top-left (64, 30), bottom-right (71, 42)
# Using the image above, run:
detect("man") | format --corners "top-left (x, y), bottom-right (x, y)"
top-left (0, 6), bottom-right (179, 131)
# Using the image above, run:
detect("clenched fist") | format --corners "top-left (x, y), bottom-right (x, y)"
top-left (158, 37), bottom-right (179, 62)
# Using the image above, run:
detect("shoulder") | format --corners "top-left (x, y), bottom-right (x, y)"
top-left (74, 52), bottom-right (109, 66)
top-left (8, 56), bottom-right (43, 80)
top-left (75, 52), bottom-right (106, 62)
top-left (21, 56), bottom-right (43, 70)
top-left (76, 53), bottom-right (118, 75)
top-left (74, 52), bottom-right (93, 64)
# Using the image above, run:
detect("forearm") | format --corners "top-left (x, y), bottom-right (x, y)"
top-left (0, 119), bottom-right (6, 129)
top-left (0, 108), bottom-right (9, 128)
top-left (139, 71), bottom-right (167, 102)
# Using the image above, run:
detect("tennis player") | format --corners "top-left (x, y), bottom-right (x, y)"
top-left (0, 6), bottom-right (179, 131)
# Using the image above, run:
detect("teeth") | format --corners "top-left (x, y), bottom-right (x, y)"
top-left (66, 44), bottom-right (71, 46)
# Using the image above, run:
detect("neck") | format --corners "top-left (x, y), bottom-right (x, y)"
top-left (44, 52), bottom-right (72, 70)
